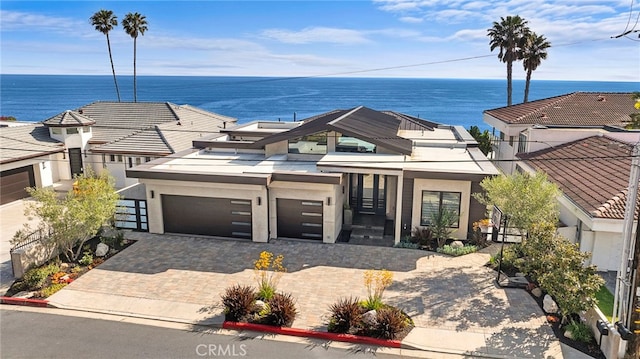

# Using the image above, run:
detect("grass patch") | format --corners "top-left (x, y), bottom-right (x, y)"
top-left (596, 285), bottom-right (614, 322)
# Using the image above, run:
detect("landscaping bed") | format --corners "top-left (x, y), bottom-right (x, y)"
top-left (4, 232), bottom-right (134, 299)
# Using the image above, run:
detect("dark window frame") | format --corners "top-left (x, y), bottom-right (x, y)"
top-left (420, 190), bottom-right (461, 228)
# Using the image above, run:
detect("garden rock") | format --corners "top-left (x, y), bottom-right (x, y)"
top-left (451, 241), bottom-right (464, 248)
top-left (543, 294), bottom-right (559, 314)
top-left (254, 300), bottom-right (266, 311)
top-left (531, 287), bottom-right (543, 297)
top-left (564, 329), bottom-right (574, 340)
top-left (60, 263), bottom-right (70, 270)
top-left (95, 243), bottom-right (109, 257)
top-left (362, 310), bottom-right (377, 326)
top-left (13, 291), bottom-right (35, 299)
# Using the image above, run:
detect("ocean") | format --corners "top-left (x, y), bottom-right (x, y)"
top-left (1, 74), bottom-right (638, 130)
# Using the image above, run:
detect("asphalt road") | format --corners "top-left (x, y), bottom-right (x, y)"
top-left (0, 308), bottom-right (428, 359)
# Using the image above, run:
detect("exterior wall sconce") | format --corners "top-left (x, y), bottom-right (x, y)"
top-left (257, 197), bottom-right (261, 206)
top-left (615, 321), bottom-right (632, 341)
top-left (150, 190), bottom-right (155, 199)
top-left (596, 319), bottom-right (609, 347)
top-left (327, 197), bottom-right (331, 206)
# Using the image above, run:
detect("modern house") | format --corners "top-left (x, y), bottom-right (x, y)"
top-left (483, 92), bottom-right (639, 271)
top-left (127, 106), bottom-right (499, 244)
top-left (0, 102), bottom-right (236, 204)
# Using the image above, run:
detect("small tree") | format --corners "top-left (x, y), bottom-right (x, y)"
top-left (430, 208), bottom-right (457, 248)
top-left (467, 125), bottom-right (493, 156)
top-left (15, 169), bottom-right (120, 261)
top-left (473, 171), bottom-right (560, 237)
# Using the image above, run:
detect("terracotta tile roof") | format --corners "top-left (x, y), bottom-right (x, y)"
top-left (484, 92), bottom-right (636, 127)
top-left (519, 135), bottom-right (638, 220)
top-left (0, 124), bottom-right (64, 164)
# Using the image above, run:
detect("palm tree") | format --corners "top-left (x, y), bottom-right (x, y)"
top-left (522, 32), bottom-right (551, 103)
top-left (122, 12), bottom-right (148, 102)
top-left (90, 10), bottom-right (121, 102)
top-left (488, 15), bottom-right (529, 106)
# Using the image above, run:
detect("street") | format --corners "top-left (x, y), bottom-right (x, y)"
top-left (0, 307), bottom-right (433, 359)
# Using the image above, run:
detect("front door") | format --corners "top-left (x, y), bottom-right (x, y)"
top-left (69, 148), bottom-right (83, 177)
top-left (351, 174), bottom-right (386, 215)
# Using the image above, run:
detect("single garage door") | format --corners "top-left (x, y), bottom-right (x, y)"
top-left (162, 195), bottom-right (252, 239)
top-left (277, 199), bottom-right (323, 240)
top-left (1, 166), bottom-right (35, 205)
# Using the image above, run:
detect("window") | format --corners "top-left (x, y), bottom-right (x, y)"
top-left (420, 191), bottom-right (461, 228)
top-left (135, 157), bottom-right (141, 166)
top-left (518, 133), bottom-right (527, 153)
top-left (51, 128), bottom-right (62, 135)
top-left (145, 157), bottom-right (151, 163)
top-left (117, 155), bottom-right (123, 162)
top-left (509, 136), bottom-right (514, 146)
top-left (335, 133), bottom-right (376, 153)
top-left (288, 131), bottom-right (327, 154)
top-left (66, 128), bottom-right (79, 134)
top-left (499, 132), bottom-right (505, 141)
top-left (110, 154), bottom-right (116, 162)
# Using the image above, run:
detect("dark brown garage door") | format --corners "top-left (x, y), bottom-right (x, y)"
top-left (162, 195), bottom-right (252, 239)
top-left (277, 199), bottom-right (323, 240)
top-left (1, 166), bottom-right (35, 205)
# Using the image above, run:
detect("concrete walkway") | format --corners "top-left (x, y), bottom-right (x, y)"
top-left (47, 232), bottom-right (566, 358)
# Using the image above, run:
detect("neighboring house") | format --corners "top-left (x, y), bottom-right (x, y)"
top-left (483, 92), bottom-right (639, 271)
top-left (127, 106), bottom-right (499, 244)
top-left (518, 136), bottom-right (639, 271)
top-left (0, 102), bottom-right (236, 204)
top-left (0, 124), bottom-right (65, 205)
top-left (484, 92), bottom-right (638, 174)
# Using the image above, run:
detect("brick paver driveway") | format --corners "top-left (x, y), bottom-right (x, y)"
top-left (53, 232), bottom-right (554, 356)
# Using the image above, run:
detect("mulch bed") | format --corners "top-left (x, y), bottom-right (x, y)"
top-left (526, 290), bottom-right (605, 359)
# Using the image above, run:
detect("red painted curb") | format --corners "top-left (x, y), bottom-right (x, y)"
top-left (1, 296), bottom-right (49, 308)
top-left (222, 321), bottom-right (401, 348)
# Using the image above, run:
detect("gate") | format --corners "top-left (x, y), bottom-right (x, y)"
top-left (115, 199), bottom-right (148, 231)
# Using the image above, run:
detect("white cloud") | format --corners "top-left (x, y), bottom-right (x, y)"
top-left (399, 16), bottom-right (424, 23)
top-left (261, 27), bottom-right (371, 44)
top-left (0, 10), bottom-right (90, 35)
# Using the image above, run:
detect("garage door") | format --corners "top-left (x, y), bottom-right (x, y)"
top-left (162, 195), bottom-right (252, 239)
top-left (277, 199), bottom-right (323, 240)
top-left (1, 166), bottom-right (35, 205)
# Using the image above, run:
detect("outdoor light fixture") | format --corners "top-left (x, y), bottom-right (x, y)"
top-left (150, 190), bottom-right (155, 199)
top-left (257, 197), bottom-right (261, 206)
top-left (615, 321), bottom-right (633, 341)
top-left (596, 319), bottom-right (609, 347)
top-left (327, 197), bottom-right (331, 206)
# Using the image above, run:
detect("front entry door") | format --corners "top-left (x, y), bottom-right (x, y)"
top-left (69, 148), bottom-right (83, 177)
top-left (351, 174), bottom-right (386, 215)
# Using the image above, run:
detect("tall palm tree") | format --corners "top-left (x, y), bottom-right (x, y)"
top-left (488, 15), bottom-right (529, 106)
top-left (522, 32), bottom-right (551, 103)
top-left (90, 9), bottom-right (121, 102)
top-left (122, 12), bottom-right (148, 103)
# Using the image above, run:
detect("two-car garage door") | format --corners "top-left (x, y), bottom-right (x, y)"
top-left (162, 195), bottom-right (252, 239)
top-left (0, 166), bottom-right (35, 205)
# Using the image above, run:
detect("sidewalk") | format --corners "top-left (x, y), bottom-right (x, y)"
top-left (44, 232), bottom-right (568, 358)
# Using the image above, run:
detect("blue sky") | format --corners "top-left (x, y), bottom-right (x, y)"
top-left (1, 1), bottom-right (639, 81)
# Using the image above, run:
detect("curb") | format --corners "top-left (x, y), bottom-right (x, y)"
top-left (1, 296), bottom-right (49, 308)
top-left (222, 321), bottom-right (401, 348)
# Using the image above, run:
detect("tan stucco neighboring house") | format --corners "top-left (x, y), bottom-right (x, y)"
top-left (517, 135), bottom-right (639, 271)
top-left (127, 106), bottom-right (500, 244)
top-left (0, 102), bottom-right (236, 204)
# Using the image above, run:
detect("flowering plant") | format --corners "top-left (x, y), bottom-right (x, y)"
top-left (362, 269), bottom-right (393, 310)
top-left (254, 251), bottom-right (286, 300)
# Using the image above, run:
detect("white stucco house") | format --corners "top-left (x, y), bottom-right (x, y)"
top-left (483, 92), bottom-right (639, 271)
top-left (127, 106), bottom-right (499, 244)
top-left (0, 102), bottom-right (236, 205)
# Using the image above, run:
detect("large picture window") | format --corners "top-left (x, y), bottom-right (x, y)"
top-left (420, 191), bottom-right (461, 227)
top-left (288, 131), bottom-right (327, 154)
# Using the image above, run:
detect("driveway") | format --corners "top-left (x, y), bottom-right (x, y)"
top-left (48, 232), bottom-right (560, 358)
top-left (0, 199), bottom-right (41, 293)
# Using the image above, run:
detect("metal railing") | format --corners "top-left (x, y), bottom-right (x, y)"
top-left (9, 228), bottom-right (52, 253)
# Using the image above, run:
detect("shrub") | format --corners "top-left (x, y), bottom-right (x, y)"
top-left (38, 283), bottom-right (67, 298)
top-left (393, 237), bottom-right (420, 249)
top-left (437, 244), bottom-right (478, 256)
top-left (565, 321), bottom-right (593, 343)
top-left (264, 292), bottom-right (297, 327)
top-left (328, 297), bottom-right (363, 334)
top-left (362, 269), bottom-right (393, 310)
top-left (412, 227), bottom-right (434, 247)
top-left (221, 285), bottom-right (256, 322)
top-left (373, 306), bottom-right (408, 339)
top-left (79, 252), bottom-right (93, 266)
top-left (254, 251), bottom-right (286, 300)
top-left (23, 262), bottom-right (60, 289)
top-left (489, 243), bottom-right (523, 273)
